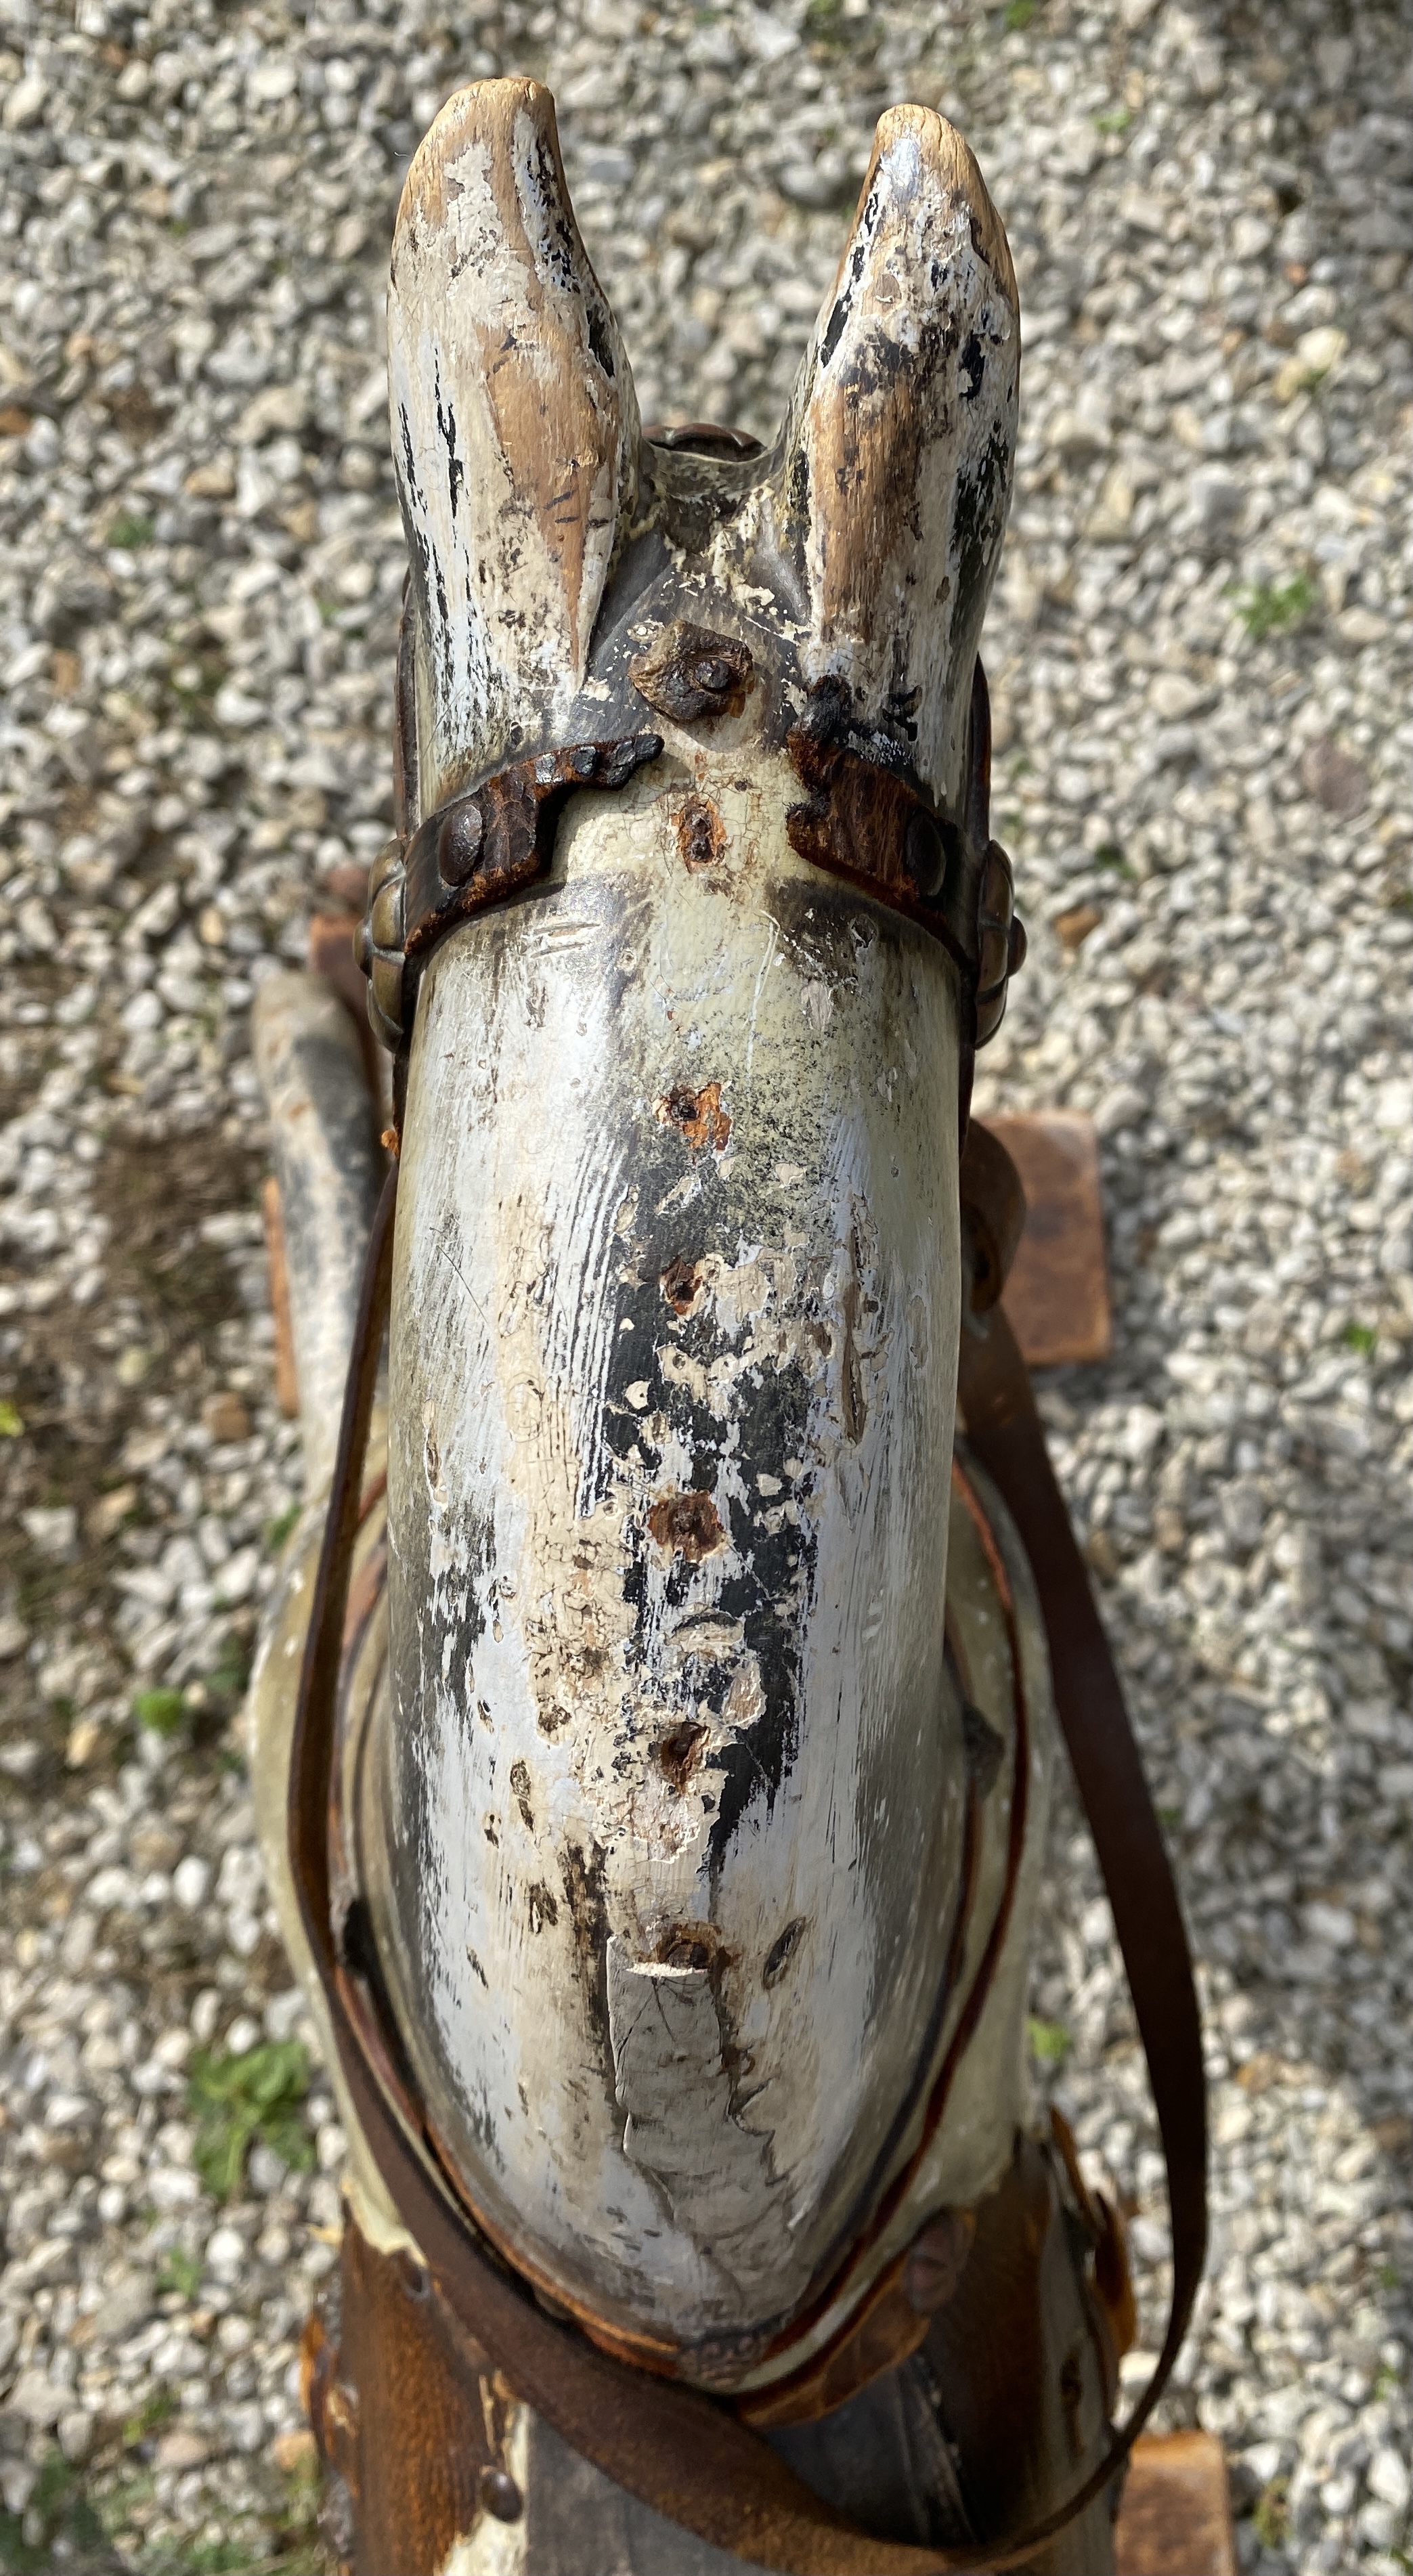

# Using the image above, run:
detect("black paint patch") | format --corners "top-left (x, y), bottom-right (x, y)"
top-left (527, 1880), bottom-right (559, 1934)
top-left (820, 291), bottom-right (850, 371)
top-left (950, 419), bottom-right (1012, 675)
top-left (436, 384), bottom-right (465, 519)
top-left (762, 1916), bottom-right (806, 1988)
top-left (584, 1106), bottom-right (821, 1879)
top-left (509, 1758), bottom-right (534, 1829)
top-left (560, 1837), bottom-right (613, 2090)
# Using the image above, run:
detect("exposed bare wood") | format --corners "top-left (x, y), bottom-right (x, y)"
top-left (771, 104), bottom-right (1020, 811)
top-left (988, 1110), bottom-right (1113, 1369)
top-left (260, 1175), bottom-right (299, 1422)
top-left (388, 79), bottom-right (639, 814)
top-left (252, 972), bottom-right (385, 1493)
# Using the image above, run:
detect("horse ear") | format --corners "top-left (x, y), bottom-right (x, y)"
top-left (773, 106), bottom-right (1020, 810)
top-left (388, 79), bottom-right (639, 811)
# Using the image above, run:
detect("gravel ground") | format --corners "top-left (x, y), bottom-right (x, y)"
top-left (0, 0), bottom-right (1409, 2568)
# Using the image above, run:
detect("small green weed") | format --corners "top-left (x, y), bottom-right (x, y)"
top-left (1094, 106), bottom-right (1131, 133)
top-left (0, 1398), bottom-right (22, 1437)
top-left (265, 1502), bottom-right (301, 1551)
top-left (1252, 2474), bottom-right (1288, 2549)
top-left (207, 1636), bottom-right (251, 1699)
top-left (0, 2447), bottom-right (107, 2571)
top-left (123, 2387), bottom-right (177, 2450)
top-left (133, 1685), bottom-right (188, 1737)
top-left (1343, 1321), bottom-right (1376, 1357)
top-left (1004, 0), bottom-right (1038, 24)
top-left (1094, 842), bottom-right (1137, 880)
top-left (189, 2039), bottom-right (314, 2200)
top-left (108, 511), bottom-right (156, 549)
top-left (158, 2244), bottom-right (202, 2299)
top-left (1027, 2015), bottom-right (1072, 2067)
top-left (1231, 570), bottom-right (1319, 641)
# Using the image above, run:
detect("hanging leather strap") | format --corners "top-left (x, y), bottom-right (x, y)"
top-left (291, 1162), bottom-right (1206, 2574)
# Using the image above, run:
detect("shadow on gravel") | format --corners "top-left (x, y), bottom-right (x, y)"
top-left (0, 1125), bottom-right (263, 1788)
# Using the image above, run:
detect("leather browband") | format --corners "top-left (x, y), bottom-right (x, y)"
top-left (288, 1134), bottom-right (1207, 2574)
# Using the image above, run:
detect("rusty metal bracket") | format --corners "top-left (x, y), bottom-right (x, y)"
top-left (356, 730), bottom-right (664, 1052)
top-left (785, 659), bottom-right (1026, 1055)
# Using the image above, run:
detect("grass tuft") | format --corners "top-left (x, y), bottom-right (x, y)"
top-left (158, 2245), bottom-right (203, 2300)
top-left (133, 1685), bottom-right (188, 1737)
top-left (188, 2039), bottom-right (314, 2200)
top-left (1231, 570), bottom-right (1319, 640)
top-left (1252, 2474), bottom-right (1288, 2549)
top-left (1027, 2015), bottom-right (1072, 2067)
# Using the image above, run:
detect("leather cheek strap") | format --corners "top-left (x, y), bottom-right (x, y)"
top-left (290, 1164), bottom-right (1207, 2575)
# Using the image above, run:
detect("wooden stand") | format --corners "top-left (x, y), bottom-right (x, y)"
top-left (990, 1110), bottom-right (1112, 1370)
top-left (1116, 2434), bottom-right (1236, 2575)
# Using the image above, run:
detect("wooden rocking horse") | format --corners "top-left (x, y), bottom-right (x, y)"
top-left (249, 79), bottom-right (1209, 2576)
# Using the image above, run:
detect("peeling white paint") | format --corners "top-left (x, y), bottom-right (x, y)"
top-left (362, 751), bottom-right (972, 2356)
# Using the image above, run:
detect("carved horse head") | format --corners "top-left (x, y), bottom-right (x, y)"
top-left (250, 75), bottom-right (1209, 2569)
top-left (336, 77), bottom-right (1037, 2394)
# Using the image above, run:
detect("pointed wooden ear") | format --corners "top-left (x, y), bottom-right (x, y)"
top-left (388, 79), bottom-right (638, 811)
top-left (775, 106), bottom-right (1019, 810)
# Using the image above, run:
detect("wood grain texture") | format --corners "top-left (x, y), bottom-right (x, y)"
top-left (251, 974), bottom-right (386, 1491)
top-left (388, 79), bottom-right (638, 813)
top-left (771, 105), bottom-right (1020, 812)
top-left (1113, 2433), bottom-right (1236, 2576)
top-left (987, 1113), bottom-right (1112, 1370)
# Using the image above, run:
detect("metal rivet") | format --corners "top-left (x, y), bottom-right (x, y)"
top-left (478, 2466), bottom-right (523, 2524)
top-left (437, 801), bottom-right (483, 888)
top-left (370, 953), bottom-right (404, 1032)
top-left (370, 874), bottom-right (404, 953)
